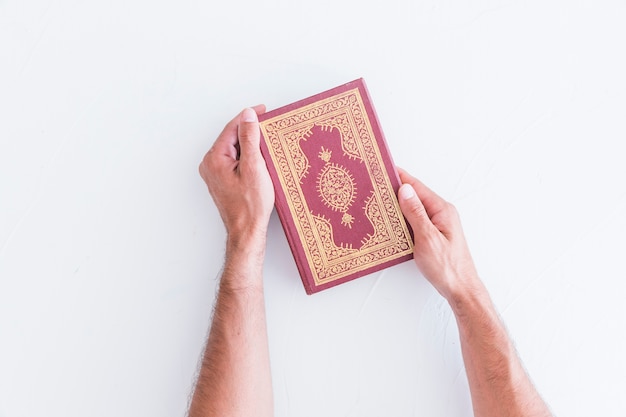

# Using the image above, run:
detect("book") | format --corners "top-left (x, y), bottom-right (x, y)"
top-left (258, 78), bottom-right (413, 294)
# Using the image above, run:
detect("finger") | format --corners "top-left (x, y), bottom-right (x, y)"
top-left (397, 183), bottom-right (434, 239)
top-left (397, 167), bottom-right (449, 218)
top-left (220, 104), bottom-right (265, 134)
top-left (210, 105), bottom-right (267, 159)
top-left (251, 103), bottom-right (266, 115)
top-left (210, 119), bottom-right (240, 164)
top-left (238, 107), bottom-right (262, 162)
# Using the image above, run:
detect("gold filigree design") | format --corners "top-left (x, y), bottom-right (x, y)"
top-left (341, 213), bottom-right (354, 228)
top-left (284, 124), bottom-right (314, 181)
top-left (259, 87), bottom-right (413, 286)
top-left (312, 214), bottom-right (358, 261)
top-left (360, 191), bottom-right (391, 249)
top-left (318, 146), bottom-right (332, 163)
top-left (315, 118), bottom-right (362, 161)
top-left (316, 145), bottom-right (356, 228)
top-left (316, 162), bottom-right (356, 213)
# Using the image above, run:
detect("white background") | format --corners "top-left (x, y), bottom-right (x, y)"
top-left (1, 1), bottom-right (625, 416)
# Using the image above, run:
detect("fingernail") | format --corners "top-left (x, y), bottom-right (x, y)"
top-left (241, 107), bottom-right (257, 122)
top-left (398, 184), bottom-right (416, 200)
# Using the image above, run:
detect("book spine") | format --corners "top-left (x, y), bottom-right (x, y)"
top-left (272, 191), bottom-right (313, 294)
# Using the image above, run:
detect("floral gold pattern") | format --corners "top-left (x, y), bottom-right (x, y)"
top-left (316, 144), bottom-right (357, 228)
top-left (316, 163), bottom-right (356, 216)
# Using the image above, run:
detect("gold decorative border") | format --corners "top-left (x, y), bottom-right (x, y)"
top-left (260, 88), bottom-right (413, 286)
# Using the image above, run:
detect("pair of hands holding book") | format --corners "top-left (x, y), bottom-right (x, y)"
top-left (199, 106), bottom-right (479, 301)
top-left (195, 107), bottom-right (554, 417)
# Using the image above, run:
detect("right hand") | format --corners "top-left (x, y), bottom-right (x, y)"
top-left (397, 168), bottom-right (480, 302)
top-left (198, 106), bottom-right (275, 247)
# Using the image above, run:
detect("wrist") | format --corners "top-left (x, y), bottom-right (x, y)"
top-left (446, 275), bottom-right (490, 318)
top-left (219, 229), bottom-right (268, 292)
top-left (226, 228), bottom-right (268, 257)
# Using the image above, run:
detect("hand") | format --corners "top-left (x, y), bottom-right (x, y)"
top-left (397, 168), bottom-right (479, 302)
top-left (199, 106), bottom-right (275, 246)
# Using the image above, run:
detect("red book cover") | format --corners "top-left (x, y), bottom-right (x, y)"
top-left (259, 78), bottom-right (413, 294)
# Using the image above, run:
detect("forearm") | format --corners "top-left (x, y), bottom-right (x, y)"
top-left (189, 237), bottom-right (273, 417)
top-left (451, 280), bottom-right (551, 417)
top-left (396, 170), bottom-right (551, 415)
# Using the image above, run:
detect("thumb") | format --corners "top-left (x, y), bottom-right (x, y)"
top-left (398, 183), bottom-right (432, 236)
top-left (238, 107), bottom-right (262, 160)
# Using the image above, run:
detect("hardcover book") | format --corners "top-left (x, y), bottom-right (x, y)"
top-left (258, 78), bottom-right (413, 294)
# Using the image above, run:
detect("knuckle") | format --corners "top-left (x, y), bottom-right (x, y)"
top-left (442, 202), bottom-right (457, 219)
top-left (238, 132), bottom-right (250, 143)
top-left (407, 201), bottom-right (427, 219)
top-left (238, 125), bottom-right (260, 145)
top-left (199, 158), bottom-right (208, 174)
top-left (238, 125), bottom-right (253, 140)
top-left (199, 153), bottom-right (218, 180)
top-left (204, 150), bottom-right (217, 166)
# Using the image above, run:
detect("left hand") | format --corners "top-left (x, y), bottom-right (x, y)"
top-left (199, 106), bottom-right (275, 245)
top-left (396, 168), bottom-right (478, 302)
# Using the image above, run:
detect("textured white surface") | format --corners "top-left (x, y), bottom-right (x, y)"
top-left (1, 1), bottom-right (625, 416)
